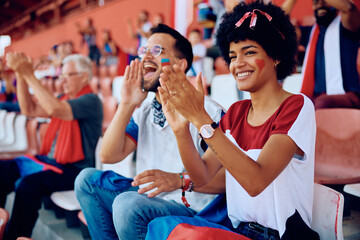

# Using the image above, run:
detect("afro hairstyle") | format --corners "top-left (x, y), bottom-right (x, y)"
top-left (216, 0), bottom-right (298, 80)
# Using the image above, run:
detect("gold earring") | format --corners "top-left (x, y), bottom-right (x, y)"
top-left (274, 60), bottom-right (280, 68)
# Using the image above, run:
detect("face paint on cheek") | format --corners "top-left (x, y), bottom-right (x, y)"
top-left (255, 59), bottom-right (265, 73)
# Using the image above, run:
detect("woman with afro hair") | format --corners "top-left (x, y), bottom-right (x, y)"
top-left (145, 1), bottom-right (319, 239)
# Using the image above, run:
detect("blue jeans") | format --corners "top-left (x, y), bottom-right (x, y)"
top-left (75, 168), bottom-right (196, 240)
top-left (236, 222), bottom-right (280, 240)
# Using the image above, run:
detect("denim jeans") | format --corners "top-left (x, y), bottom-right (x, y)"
top-left (236, 222), bottom-right (280, 240)
top-left (75, 168), bottom-right (196, 240)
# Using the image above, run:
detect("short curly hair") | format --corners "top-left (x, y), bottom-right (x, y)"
top-left (216, 0), bottom-right (298, 80)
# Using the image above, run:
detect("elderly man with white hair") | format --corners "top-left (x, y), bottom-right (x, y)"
top-left (0, 53), bottom-right (103, 240)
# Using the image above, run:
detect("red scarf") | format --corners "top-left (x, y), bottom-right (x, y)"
top-left (40, 85), bottom-right (93, 164)
top-left (301, 1), bottom-right (360, 97)
top-left (300, 26), bottom-right (320, 97)
top-left (354, 0), bottom-right (360, 11)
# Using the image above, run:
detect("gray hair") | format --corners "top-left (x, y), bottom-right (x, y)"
top-left (62, 54), bottom-right (93, 81)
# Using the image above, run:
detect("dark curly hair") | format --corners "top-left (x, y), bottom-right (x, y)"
top-left (216, 0), bottom-right (298, 80)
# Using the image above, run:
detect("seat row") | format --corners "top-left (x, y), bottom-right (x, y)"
top-left (0, 183), bottom-right (346, 240)
top-left (0, 111), bottom-right (43, 160)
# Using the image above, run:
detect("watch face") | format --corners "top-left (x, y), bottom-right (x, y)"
top-left (200, 125), bottom-right (214, 138)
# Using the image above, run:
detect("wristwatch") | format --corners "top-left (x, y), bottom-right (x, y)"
top-left (199, 122), bottom-right (218, 139)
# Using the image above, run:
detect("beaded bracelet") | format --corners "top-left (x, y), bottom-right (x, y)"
top-left (179, 172), bottom-right (192, 207)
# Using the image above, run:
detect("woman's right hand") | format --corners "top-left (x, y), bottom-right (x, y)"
top-left (158, 82), bottom-right (189, 134)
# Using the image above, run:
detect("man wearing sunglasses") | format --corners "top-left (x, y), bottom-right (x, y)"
top-left (75, 24), bottom-right (225, 240)
top-left (2, 53), bottom-right (103, 239)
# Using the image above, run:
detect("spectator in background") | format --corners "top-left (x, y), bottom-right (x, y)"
top-left (100, 29), bottom-right (119, 67)
top-left (1, 53), bottom-right (102, 240)
top-left (284, 0), bottom-right (360, 109)
top-left (76, 18), bottom-right (102, 66)
top-left (153, 13), bottom-right (165, 27)
top-left (126, 10), bottom-right (153, 49)
top-left (187, 29), bottom-right (207, 78)
top-left (197, 3), bottom-right (217, 40)
top-left (63, 40), bottom-right (76, 56)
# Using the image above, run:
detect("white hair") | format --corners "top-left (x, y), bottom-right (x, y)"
top-left (62, 54), bottom-right (93, 81)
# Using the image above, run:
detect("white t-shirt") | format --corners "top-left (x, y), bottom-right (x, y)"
top-left (126, 96), bottom-right (225, 212)
top-left (220, 94), bottom-right (316, 237)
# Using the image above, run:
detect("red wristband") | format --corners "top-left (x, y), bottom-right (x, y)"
top-left (182, 172), bottom-right (191, 191)
top-left (180, 172), bottom-right (191, 207)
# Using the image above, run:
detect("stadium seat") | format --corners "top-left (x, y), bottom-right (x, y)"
top-left (112, 76), bottom-right (124, 103)
top-left (0, 110), bottom-right (7, 141)
top-left (109, 64), bottom-right (118, 79)
top-left (344, 183), bottom-right (360, 198)
top-left (99, 77), bottom-right (113, 98)
top-left (314, 108), bottom-right (360, 185)
top-left (102, 96), bottom-right (118, 134)
top-left (210, 74), bottom-right (240, 110)
top-left (0, 114), bottom-right (28, 152)
top-left (0, 112), bottom-right (16, 146)
top-left (311, 183), bottom-right (344, 240)
top-left (282, 73), bottom-right (302, 94)
top-left (89, 76), bottom-right (99, 94)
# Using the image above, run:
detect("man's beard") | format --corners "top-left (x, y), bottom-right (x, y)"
top-left (141, 77), bottom-right (160, 92)
top-left (315, 7), bottom-right (337, 27)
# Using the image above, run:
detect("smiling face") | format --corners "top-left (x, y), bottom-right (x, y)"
top-left (141, 33), bottom-right (183, 92)
top-left (312, 0), bottom-right (337, 26)
top-left (229, 39), bottom-right (277, 92)
top-left (61, 61), bottom-right (88, 98)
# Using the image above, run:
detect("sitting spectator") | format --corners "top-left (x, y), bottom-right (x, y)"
top-left (284, 0), bottom-right (360, 109)
top-left (147, 1), bottom-right (319, 239)
top-left (152, 13), bottom-right (165, 27)
top-left (1, 53), bottom-right (103, 240)
top-left (100, 29), bottom-right (119, 66)
top-left (126, 10), bottom-right (153, 49)
top-left (187, 29), bottom-right (207, 77)
top-left (75, 24), bottom-right (225, 240)
top-left (76, 18), bottom-right (102, 66)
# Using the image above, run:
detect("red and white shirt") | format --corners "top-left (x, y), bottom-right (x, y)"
top-left (220, 94), bottom-right (316, 237)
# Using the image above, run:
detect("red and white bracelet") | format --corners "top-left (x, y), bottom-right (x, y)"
top-left (179, 172), bottom-right (195, 207)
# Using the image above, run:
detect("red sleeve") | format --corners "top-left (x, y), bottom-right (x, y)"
top-left (270, 95), bottom-right (304, 135)
top-left (219, 100), bottom-right (250, 132)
